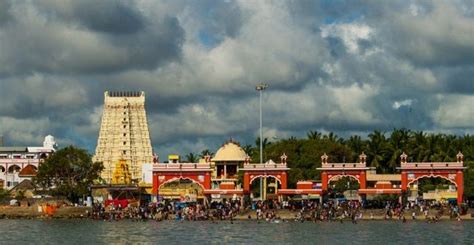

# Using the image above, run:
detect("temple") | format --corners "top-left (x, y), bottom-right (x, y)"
top-left (93, 91), bottom-right (154, 184)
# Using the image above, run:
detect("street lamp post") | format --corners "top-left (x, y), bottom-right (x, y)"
top-left (256, 83), bottom-right (268, 200)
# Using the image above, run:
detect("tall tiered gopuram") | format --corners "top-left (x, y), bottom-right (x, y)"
top-left (93, 91), bottom-right (153, 183)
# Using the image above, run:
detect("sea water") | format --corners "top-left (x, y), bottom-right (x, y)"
top-left (0, 219), bottom-right (472, 244)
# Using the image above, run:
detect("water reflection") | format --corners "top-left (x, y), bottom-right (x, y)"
top-left (0, 220), bottom-right (473, 244)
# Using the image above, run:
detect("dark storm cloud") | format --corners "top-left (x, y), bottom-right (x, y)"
top-left (34, 0), bottom-right (146, 34)
top-left (71, 1), bottom-right (146, 35)
top-left (0, 1), bottom-right (12, 25)
top-left (0, 1), bottom-right (184, 76)
top-left (436, 66), bottom-right (474, 94)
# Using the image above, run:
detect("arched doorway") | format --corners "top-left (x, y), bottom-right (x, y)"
top-left (158, 178), bottom-right (205, 202)
top-left (7, 165), bottom-right (21, 188)
top-left (327, 175), bottom-right (360, 200)
top-left (8, 165), bottom-right (21, 173)
top-left (407, 175), bottom-right (458, 205)
top-left (249, 175), bottom-right (281, 200)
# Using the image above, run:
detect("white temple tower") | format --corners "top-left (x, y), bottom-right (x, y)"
top-left (93, 91), bottom-right (153, 183)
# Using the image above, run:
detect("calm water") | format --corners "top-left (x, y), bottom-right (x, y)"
top-left (0, 219), bottom-right (472, 244)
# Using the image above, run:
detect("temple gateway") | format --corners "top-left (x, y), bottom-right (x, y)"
top-left (151, 140), bottom-right (466, 205)
top-left (93, 91), bottom-right (153, 184)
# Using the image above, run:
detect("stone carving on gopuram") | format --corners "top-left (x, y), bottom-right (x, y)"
top-left (93, 91), bottom-right (153, 184)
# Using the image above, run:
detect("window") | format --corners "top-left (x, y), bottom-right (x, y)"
top-left (123, 133), bottom-right (127, 137)
top-left (123, 141), bottom-right (126, 145)
top-left (123, 151), bottom-right (127, 155)
top-left (123, 125), bottom-right (126, 129)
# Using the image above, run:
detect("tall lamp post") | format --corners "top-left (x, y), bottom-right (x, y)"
top-left (256, 83), bottom-right (268, 200)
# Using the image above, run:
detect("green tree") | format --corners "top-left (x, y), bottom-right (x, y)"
top-left (185, 152), bottom-right (198, 163)
top-left (242, 144), bottom-right (254, 156)
top-left (346, 135), bottom-right (365, 162)
top-left (307, 130), bottom-right (322, 140)
top-left (199, 149), bottom-right (214, 158)
top-left (331, 176), bottom-right (360, 193)
top-left (34, 146), bottom-right (103, 203)
top-left (367, 130), bottom-right (390, 172)
top-left (255, 137), bottom-right (271, 150)
top-left (323, 132), bottom-right (343, 144)
top-left (0, 189), bottom-right (9, 201)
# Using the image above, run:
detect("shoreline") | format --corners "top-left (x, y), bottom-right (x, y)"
top-left (0, 206), bottom-right (472, 221)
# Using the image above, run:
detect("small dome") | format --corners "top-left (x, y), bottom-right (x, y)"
top-left (43, 135), bottom-right (57, 149)
top-left (212, 141), bottom-right (247, 162)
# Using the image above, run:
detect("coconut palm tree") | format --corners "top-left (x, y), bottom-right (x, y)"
top-left (346, 135), bottom-right (365, 162)
top-left (367, 130), bottom-right (391, 172)
top-left (323, 132), bottom-right (343, 144)
top-left (255, 137), bottom-right (271, 149)
top-left (242, 144), bottom-right (254, 156)
top-left (199, 149), bottom-right (213, 158)
top-left (185, 152), bottom-right (198, 163)
top-left (307, 130), bottom-right (322, 140)
top-left (408, 131), bottom-right (426, 162)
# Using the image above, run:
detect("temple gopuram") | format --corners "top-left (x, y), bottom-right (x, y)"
top-left (93, 91), bottom-right (154, 184)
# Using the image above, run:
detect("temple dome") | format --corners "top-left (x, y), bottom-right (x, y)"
top-left (212, 141), bottom-right (247, 162)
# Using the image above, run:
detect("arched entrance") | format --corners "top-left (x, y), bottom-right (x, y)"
top-left (399, 152), bottom-right (466, 205)
top-left (249, 175), bottom-right (282, 200)
top-left (327, 175), bottom-right (361, 200)
top-left (406, 175), bottom-right (458, 204)
top-left (8, 165), bottom-right (21, 173)
top-left (318, 153), bottom-right (369, 192)
top-left (158, 178), bottom-right (205, 202)
top-left (152, 162), bottom-right (212, 202)
top-left (241, 153), bottom-right (290, 200)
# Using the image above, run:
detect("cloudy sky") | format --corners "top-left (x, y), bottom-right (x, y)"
top-left (0, 0), bottom-right (473, 157)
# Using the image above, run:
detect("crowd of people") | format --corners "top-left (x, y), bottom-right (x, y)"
top-left (88, 198), bottom-right (467, 223)
top-left (89, 200), bottom-right (243, 222)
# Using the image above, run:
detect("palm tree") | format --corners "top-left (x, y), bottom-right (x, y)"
top-left (367, 130), bottom-right (390, 172)
top-left (409, 131), bottom-right (426, 162)
top-left (307, 130), bottom-right (322, 140)
top-left (255, 137), bottom-right (271, 149)
top-left (323, 132), bottom-right (343, 143)
top-left (389, 128), bottom-right (410, 151)
top-left (199, 149), bottom-right (213, 158)
top-left (242, 144), bottom-right (254, 155)
top-left (422, 134), bottom-right (441, 162)
top-left (185, 152), bottom-right (198, 163)
top-left (346, 135), bottom-right (365, 162)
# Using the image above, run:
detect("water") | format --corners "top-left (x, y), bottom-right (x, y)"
top-left (0, 219), bottom-right (472, 244)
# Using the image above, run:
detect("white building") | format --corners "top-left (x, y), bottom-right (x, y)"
top-left (0, 135), bottom-right (57, 190)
